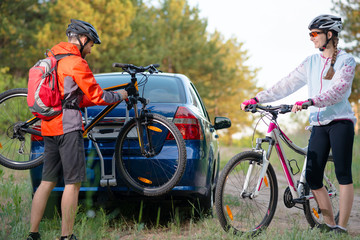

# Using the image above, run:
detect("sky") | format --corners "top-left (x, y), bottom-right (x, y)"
top-left (187, 0), bottom-right (336, 104)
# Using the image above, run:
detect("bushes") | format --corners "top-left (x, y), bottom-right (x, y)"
top-left (0, 67), bottom-right (27, 93)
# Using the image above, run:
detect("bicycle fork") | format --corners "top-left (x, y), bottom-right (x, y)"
top-left (241, 137), bottom-right (273, 199)
top-left (133, 102), bottom-right (157, 158)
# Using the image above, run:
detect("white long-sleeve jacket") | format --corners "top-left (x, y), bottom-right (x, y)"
top-left (256, 50), bottom-right (357, 126)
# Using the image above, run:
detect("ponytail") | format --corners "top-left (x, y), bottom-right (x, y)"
top-left (323, 35), bottom-right (339, 80)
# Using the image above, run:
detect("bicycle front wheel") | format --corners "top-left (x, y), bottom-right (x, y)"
top-left (303, 158), bottom-right (340, 227)
top-left (0, 88), bottom-right (44, 170)
top-left (115, 113), bottom-right (186, 196)
top-left (215, 151), bottom-right (278, 236)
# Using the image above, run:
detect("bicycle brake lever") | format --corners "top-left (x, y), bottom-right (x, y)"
top-left (279, 105), bottom-right (292, 114)
top-left (126, 97), bottom-right (134, 110)
top-left (244, 104), bottom-right (252, 112)
top-left (138, 97), bottom-right (149, 105)
top-left (246, 104), bottom-right (257, 113)
top-left (302, 101), bottom-right (312, 109)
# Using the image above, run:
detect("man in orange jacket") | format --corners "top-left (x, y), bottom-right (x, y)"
top-left (27, 19), bottom-right (128, 240)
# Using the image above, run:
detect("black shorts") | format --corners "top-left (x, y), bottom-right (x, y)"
top-left (42, 131), bottom-right (86, 185)
top-left (305, 120), bottom-right (354, 190)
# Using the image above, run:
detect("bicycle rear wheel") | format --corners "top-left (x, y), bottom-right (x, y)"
top-left (115, 113), bottom-right (186, 196)
top-left (0, 88), bottom-right (44, 170)
top-left (303, 158), bottom-right (340, 227)
top-left (215, 151), bottom-right (278, 236)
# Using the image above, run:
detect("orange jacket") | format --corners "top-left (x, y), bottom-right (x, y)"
top-left (41, 42), bottom-right (121, 136)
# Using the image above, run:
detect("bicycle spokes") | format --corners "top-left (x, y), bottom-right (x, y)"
top-left (215, 152), bottom-right (278, 235)
top-left (118, 115), bottom-right (184, 191)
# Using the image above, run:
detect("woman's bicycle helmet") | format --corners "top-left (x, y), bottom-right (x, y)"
top-left (308, 14), bottom-right (342, 33)
top-left (308, 15), bottom-right (342, 51)
top-left (66, 19), bottom-right (101, 44)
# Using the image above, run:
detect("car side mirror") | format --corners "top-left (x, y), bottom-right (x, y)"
top-left (214, 117), bottom-right (231, 130)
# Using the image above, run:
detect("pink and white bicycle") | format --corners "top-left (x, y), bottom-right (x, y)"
top-left (215, 104), bottom-right (339, 236)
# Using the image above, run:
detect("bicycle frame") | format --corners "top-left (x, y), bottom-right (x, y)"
top-left (246, 118), bottom-right (336, 203)
top-left (21, 73), bottom-right (156, 187)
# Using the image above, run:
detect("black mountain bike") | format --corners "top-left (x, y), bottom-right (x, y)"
top-left (0, 63), bottom-right (186, 196)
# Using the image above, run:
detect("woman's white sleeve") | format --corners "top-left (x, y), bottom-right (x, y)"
top-left (312, 57), bottom-right (356, 107)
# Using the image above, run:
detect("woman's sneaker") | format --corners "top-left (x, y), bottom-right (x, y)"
top-left (315, 223), bottom-right (336, 232)
top-left (332, 226), bottom-right (348, 234)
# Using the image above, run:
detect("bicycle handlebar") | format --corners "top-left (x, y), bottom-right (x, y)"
top-left (245, 102), bottom-right (310, 114)
top-left (112, 63), bottom-right (160, 74)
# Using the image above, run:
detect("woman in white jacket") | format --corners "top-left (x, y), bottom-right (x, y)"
top-left (241, 15), bottom-right (356, 234)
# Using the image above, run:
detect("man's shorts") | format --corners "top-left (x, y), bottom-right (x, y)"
top-left (42, 130), bottom-right (86, 185)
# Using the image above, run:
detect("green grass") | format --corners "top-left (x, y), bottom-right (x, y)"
top-left (1, 132), bottom-right (359, 239)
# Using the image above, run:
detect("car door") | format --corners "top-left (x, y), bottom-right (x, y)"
top-left (189, 83), bottom-right (219, 182)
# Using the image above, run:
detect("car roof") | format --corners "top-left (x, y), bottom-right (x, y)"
top-left (94, 71), bottom-right (189, 80)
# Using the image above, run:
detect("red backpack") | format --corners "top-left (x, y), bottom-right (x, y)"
top-left (27, 51), bottom-right (73, 120)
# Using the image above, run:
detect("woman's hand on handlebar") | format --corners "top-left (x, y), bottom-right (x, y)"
top-left (292, 99), bottom-right (313, 112)
top-left (241, 98), bottom-right (258, 111)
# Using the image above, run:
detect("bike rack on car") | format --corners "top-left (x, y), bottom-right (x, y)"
top-left (84, 107), bottom-right (131, 187)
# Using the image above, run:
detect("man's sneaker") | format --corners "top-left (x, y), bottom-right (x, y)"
top-left (60, 234), bottom-right (78, 240)
top-left (27, 232), bottom-right (41, 240)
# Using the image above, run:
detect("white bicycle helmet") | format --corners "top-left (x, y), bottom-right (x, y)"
top-left (308, 14), bottom-right (342, 33)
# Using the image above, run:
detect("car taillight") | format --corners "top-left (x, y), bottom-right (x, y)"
top-left (31, 135), bottom-right (44, 141)
top-left (167, 106), bottom-right (203, 140)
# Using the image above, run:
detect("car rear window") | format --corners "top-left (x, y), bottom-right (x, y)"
top-left (94, 74), bottom-right (185, 103)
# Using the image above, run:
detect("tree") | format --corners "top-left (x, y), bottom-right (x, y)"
top-left (35, 0), bottom-right (135, 73)
top-left (332, 0), bottom-right (360, 134)
top-left (198, 33), bottom-right (260, 144)
top-left (0, 0), bottom-right (260, 142)
top-left (0, 0), bottom-right (48, 79)
top-left (120, 0), bottom-right (259, 143)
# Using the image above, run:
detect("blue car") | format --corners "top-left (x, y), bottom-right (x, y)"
top-left (30, 72), bottom-right (231, 213)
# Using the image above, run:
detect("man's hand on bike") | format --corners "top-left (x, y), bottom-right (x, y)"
top-left (292, 99), bottom-right (313, 112)
top-left (241, 97), bottom-right (258, 111)
top-left (117, 89), bottom-right (128, 100)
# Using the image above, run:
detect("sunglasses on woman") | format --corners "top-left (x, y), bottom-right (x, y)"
top-left (309, 31), bottom-right (324, 37)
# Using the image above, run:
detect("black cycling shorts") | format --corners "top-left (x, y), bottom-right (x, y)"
top-left (305, 120), bottom-right (354, 190)
top-left (42, 130), bottom-right (86, 185)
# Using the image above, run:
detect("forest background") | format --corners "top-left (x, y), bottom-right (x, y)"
top-left (0, 0), bottom-right (359, 144)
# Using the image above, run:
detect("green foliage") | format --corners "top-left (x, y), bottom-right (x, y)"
top-left (332, 0), bottom-right (360, 103)
top-left (120, 0), bottom-right (259, 144)
top-left (332, 0), bottom-right (360, 133)
top-left (0, 67), bottom-right (27, 92)
top-left (0, 0), bottom-right (259, 140)
top-left (35, 0), bottom-right (136, 73)
top-left (0, 0), bottom-right (48, 76)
